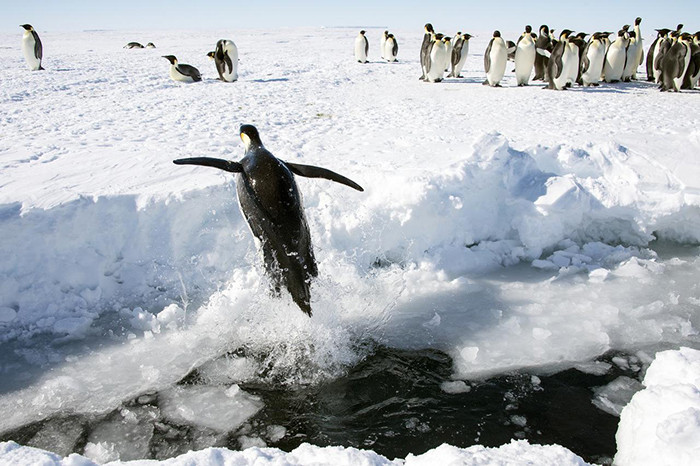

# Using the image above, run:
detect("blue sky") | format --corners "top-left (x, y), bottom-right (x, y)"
top-left (3, 1), bottom-right (698, 34)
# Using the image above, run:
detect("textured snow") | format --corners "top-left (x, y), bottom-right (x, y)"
top-left (1, 26), bottom-right (700, 464)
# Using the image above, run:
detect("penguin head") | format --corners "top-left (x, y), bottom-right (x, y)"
top-left (492, 31), bottom-right (501, 38)
top-left (525, 25), bottom-right (532, 34)
top-left (463, 33), bottom-right (472, 40)
top-left (434, 33), bottom-right (444, 41)
top-left (240, 125), bottom-right (262, 150)
top-left (207, 51), bottom-right (215, 60)
top-left (680, 33), bottom-right (693, 43)
top-left (540, 25), bottom-right (549, 35)
top-left (628, 31), bottom-right (636, 39)
top-left (162, 55), bottom-right (178, 65)
top-left (146, 42), bottom-right (156, 48)
top-left (443, 36), bottom-right (451, 44)
top-left (656, 28), bottom-right (672, 38)
top-left (559, 30), bottom-right (573, 40)
top-left (576, 32), bottom-right (588, 40)
top-left (677, 24), bottom-right (684, 32)
top-left (622, 24), bottom-right (630, 32)
top-left (635, 17), bottom-right (642, 26)
top-left (384, 30), bottom-right (389, 37)
top-left (20, 24), bottom-right (33, 31)
top-left (359, 30), bottom-right (366, 35)
top-left (425, 23), bottom-right (434, 33)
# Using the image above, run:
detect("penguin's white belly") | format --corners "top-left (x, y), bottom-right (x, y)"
top-left (566, 45), bottom-right (580, 83)
top-left (354, 37), bottom-right (367, 62)
top-left (384, 41), bottom-right (396, 61)
top-left (653, 41), bottom-right (664, 81)
top-left (380, 38), bottom-right (386, 58)
top-left (514, 42), bottom-right (535, 84)
top-left (170, 66), bottom-right (195, 82)
top-left (454, 43), bottom-right (469, 76)
top-left (582, 44), bottom-right (605, 85)
top-left (22, 35), bottom-right (41, 70)
top-left (222, 41), bottom-right (238, 82)
top-left (604, 46), bottom-right (626, 81)
top-left (427, 46), bottom-right (447, 82)
top-left (623, 42), bottom-right (640, 78)
top-left (674, 50), bottom-right (691, 90)
top-left (486, 46), bottom-right (507, 86)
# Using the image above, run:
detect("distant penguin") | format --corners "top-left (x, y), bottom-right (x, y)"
top-left (426, 34), bottom-right (450, 82)
top-left (580, 33), bottom-right (607, 86)
top-left (534, 25), bottom-right (551, 81)
top-left (162, 55), bottom-right (202, 82)
top-left (173, 125), bottom-right (363, 316)
top-left (384, 34), bottom-right (398, 62)
top-left (207, 51), bottom-right (215, 60)
top-left (213, 39), bottom-right (238, 82)
top-left (483, 31), bottom-right (507, 87)
top-left (354, 30), bottom-right (369, 63)
top-left (20, 24), bottom-right (43, 71)
top-left (420, 23), bottom-right (435, 80)
top-left (146, 42), bottom-right (156, 48)
top-left (647, 29), bottom-right (671, 82)
top-left (660, 33), bottom-right (693, 92)
top-left (380, 30), bottom-right (388, 59)
top-left (543, 30), bottom-right (576, 90)
top-left (124, 42), bottom-right (144, 49)
top-left (515, 26), bottom-right (536, 86)
top-left (449, 32), bottom-right (471, 78)
top-left (603, 29), bottom-right (629, 83)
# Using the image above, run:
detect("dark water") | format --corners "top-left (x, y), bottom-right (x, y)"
top-left (2, 346), bottom-right (637, 464)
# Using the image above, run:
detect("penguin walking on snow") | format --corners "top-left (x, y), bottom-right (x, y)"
top-left (515, 26), bottom-right (536, 86)
top-left (20, 24), bottom-right (43, 71)
top-left (212, 39), bottom-right (238, 82)
top-left (355, 30), bottom-right (369, 63)
top-left (483, 31), bottom-right (507, 87)
top-left (384, 34), bottom-right (398, 62)
top-left (162, 55), bottom-right (202, 82)
top-left (449, 32), bottom-right (471, 78)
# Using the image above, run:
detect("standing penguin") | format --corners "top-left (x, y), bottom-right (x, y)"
top-left (162, 55), bottom-right (202, 82)
top-left (515, 26), bottom-right (536, 86)
top-left (632, 17), bottom-right (644, 80)
top-left (380, 30), bottom-right (388, 60)
top-left (543, 30), bottom-right (576, 90)
top-left (354, 30), bottom-right (369, 63)
top-left (580, 33), bottom-right (607, 86)
top-left (384, 34), bottom-right (399, 62)
top-left (603, 29), bottom-right (630, 83)
top-left (622, 30), bottom-right (642, 82)
top-left (660, 33), bottom-right (693, 92)
top-left (173, 125), bottom-right (363, 316)
top-left (681, 37), bottom-right (700, 89)
top-left (449, 32), bottom-right (471, 78)
top-left (20, 24), bottom-right (43, 71)
top-left (213, 39), bottom-right (238, 82)
top-left (647, 29), bottom-right (671, 82)
top-left (483, 31), bottom-right (508, 87)
top-left (653, 30), bottom-right (674, 83)
top-left (426, 34), bottom-right (450, 83)
top-left (534, 25), bottom-right (551, 81)
top-left (420, 23), bottom-right (435, 80)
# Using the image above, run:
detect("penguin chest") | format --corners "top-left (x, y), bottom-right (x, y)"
top-left (487, 44), bottom-right (507, 85)
top-left (427, 45), bottom-right (447, 81)
top-left (515, 41), bottom-right (535, 81)
top-left (583, 44), bottom-right (606, 83)
top-left (354, 37), bottom-right (367, 61)
top-left (605, 44), bottom-right (626, 80)
top-left (22, 34), bottom-right (40, 70)
top-left (384, 40), bottom-right (396, 60)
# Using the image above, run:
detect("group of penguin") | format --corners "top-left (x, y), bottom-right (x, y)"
top-left (354, 30), bottom-right (400, 63)
top-left (19, 24), bottom-right (240, 84)
top-left (353, 20), bottom-right (700, 92)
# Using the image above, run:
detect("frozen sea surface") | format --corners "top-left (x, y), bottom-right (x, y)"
top-left (1, 27), bottom-right (700, 464)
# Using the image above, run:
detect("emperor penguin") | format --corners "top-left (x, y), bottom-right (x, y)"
top-left (653, 30), bottom-right (673, 83)
top-left (426, 34), bottom-right (450, 83)
top-left (573, 32), bottom-right (588, 85)
top-left (380, 30), bottom-right (388, 59)
top-left (444, 36), bottom-right (454, 72)
top-left (515, 26), bottom-right (536, 86)
top-left (483, 31), bottom-right (507, 87)
top-left (534, 25), bottom-right (551, 81)
top-left (580, 33), bottom-right (607, 86)
top-left (543, 30), bottom-right (576, 90)
top-left (632, 17), bottom-right (644, 79)
top-left (420, 23), bottom-right (435, 80)
top-left (20, 24), bottom-right (43, 71)
top-left (660, 33), bottom-right (693, 92)
top-left (124, 42), bottom-right (144, 49)
top-left (647, 29), bottom-right (671, 82)
top-left (603, 29), bottom-right (629, 83)
top-left (162, 55), bottom-right (202, 82)
top-left (384, 34), bottom-right (398, 62)
top-left (146, 42), bottom-right (156, 48)
top-left (213, 39), bottom-right (238, 82)
top-left (354, 30), bottom-right (369, 63)
top-left (681, 37), bottom-right (700, 89)
top-left (449, 32), bottom-right (471, 78)
top-left (622, 30), bottom-right (642, 82)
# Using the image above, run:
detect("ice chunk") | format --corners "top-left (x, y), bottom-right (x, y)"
top-left (593, 376), bottom-right (644, 416)
top-left (84, 406), bottom-right (158, 462)
top-left (159, 385), bottom-right (262, 433)
top-left (440, 381), bottom-right (471, 394)
top-left (27, 417), bottom-right (84, 457)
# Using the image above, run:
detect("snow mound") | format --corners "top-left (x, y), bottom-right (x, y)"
top-left (615, 347), bottom-right (700, 466)
top-left (0, 439), bottom-right (593, 465)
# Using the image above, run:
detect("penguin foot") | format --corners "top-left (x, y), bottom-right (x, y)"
top-left (483, 80), bottom-right (489, 86)
top-left (457, 75), bottom-right (463, 78)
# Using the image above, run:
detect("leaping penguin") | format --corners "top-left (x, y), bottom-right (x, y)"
top-left (162, 55), bottom-right (202, 82)
top-left (172, 125), bottom-right (364, 316)
top-left (20, 24), bottom-right (43, 71)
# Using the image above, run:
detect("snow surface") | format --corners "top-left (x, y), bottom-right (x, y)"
top-left (1, 26), bottom-right (700, 463)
